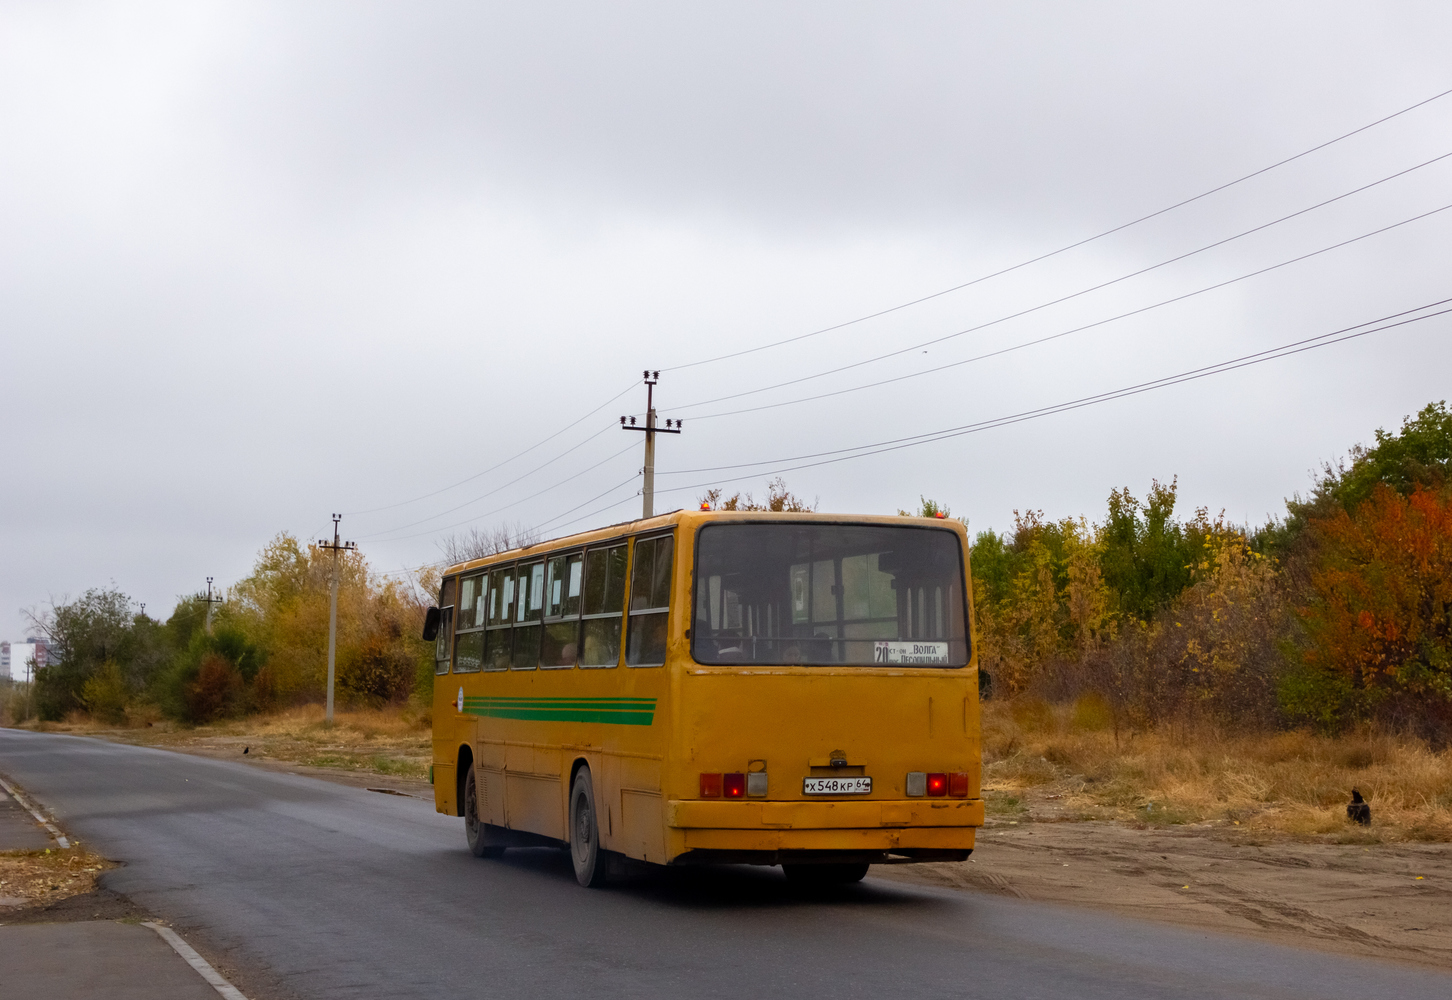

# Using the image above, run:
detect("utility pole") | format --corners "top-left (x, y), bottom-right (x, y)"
top-left (202, 578), bottom-right (223, 634)
top-left (620, 370), bottom-right (681, 518)
top-left (317, 514), bottom-right (357, 724)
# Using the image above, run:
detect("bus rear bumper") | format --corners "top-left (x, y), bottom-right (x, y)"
top-left (665, 798), bottom-right (982, 859)
top-left (668, 797), bottom-right (984, 830)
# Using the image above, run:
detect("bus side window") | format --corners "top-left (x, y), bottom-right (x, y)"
top-left (580, 543), bottom-right (627, 668)
top-left (512, 561), bottom-right (544, 670)
top-left (483, 566), bottom-right (513, 671)
top-left (435, 576), bottom-right (456, 675)
top-left (542, 552), bottom-right (583, 669)
top-left (453, 572), bottom-right (485, 673)
top-left (626, 534), bottom-right (673, 666)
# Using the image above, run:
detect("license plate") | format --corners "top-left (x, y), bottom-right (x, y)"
top-left (803, 776), bottom-right (872, 795)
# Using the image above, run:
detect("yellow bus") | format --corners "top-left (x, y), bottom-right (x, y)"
top-left (425, 509), bottom-right (983, 886)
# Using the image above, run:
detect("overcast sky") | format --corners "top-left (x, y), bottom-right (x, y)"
top-left (3, 2), bottom-right (1450, 646)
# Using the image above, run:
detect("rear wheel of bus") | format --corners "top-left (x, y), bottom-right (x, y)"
top-left (569, 767), bottom-right (610, 888)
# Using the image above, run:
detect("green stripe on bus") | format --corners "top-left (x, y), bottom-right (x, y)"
top-left (460, 696), bottom-right (657, 725)
top-left (462, 698), bottom-right (655, 708)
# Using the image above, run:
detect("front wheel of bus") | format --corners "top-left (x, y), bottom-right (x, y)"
top-left (569, 768), bottom-right (609, 888)
top-left (464, 769), bottom-right (505, 859)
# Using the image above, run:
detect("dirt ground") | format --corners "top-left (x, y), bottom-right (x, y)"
top-left (880, 817), bottom-right (1451, 970)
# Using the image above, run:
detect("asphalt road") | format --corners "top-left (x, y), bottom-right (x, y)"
top-left (1, 729), bottom-right (1446, 1000)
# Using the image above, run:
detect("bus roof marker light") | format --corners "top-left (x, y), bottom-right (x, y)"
top-left (723, 773), bottom-right (746, 799)
top-left (906, 772), bottom-right (927, 797)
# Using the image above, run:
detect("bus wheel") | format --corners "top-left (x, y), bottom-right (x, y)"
top-left (783, 863), bottom-right (869, 885)
top-left (569, 768), bottom-right (609, 888)
top-left (464, 769), bottom-right (505, 859)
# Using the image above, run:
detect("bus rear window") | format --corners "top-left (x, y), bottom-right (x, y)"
top-left (692, 523), bottom-right (968, 667)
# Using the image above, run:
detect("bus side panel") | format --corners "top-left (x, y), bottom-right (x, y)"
top-left (478, 741), bottom-right (507, 827)
top-left (506, 773), bottom-right (565, 840)
top-left (614, 753), bottom-right (666, 862)
top-left (432, 695), bottom-right (463, 816)
top-left (620, 791), bottom-right (666, 863)
top-left (434, 761), bottom-right (457, 815)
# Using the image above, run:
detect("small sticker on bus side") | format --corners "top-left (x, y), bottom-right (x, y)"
top-left (873, 641), bottom-right (949, 665)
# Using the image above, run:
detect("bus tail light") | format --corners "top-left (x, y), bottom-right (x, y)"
top-left (926, 773), bottom-right (948, 797)
top-left (723, 773), bottom-right (746, 798)
top-left (700, 773), bottom-right (722, 798)
top-left (949, 772), bottom-right (969, 798)
top-left (746, 772), bottom-right (768, 797)
top-left (906, 772), bottom-right (926, 797)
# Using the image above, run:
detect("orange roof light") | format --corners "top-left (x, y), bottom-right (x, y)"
top-left (700, 501), bottom-right (711, 511)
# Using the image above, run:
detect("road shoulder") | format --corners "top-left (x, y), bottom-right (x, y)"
top-left (877, 818), bottom-right (1452, 971)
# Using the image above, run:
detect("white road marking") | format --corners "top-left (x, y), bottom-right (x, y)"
top-left (0, 774), bottom-right (71, 848)
top-left (143, 922), bottom-right (251, 1000)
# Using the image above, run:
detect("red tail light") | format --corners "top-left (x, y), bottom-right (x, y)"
top-left (949, 772), bottom-right (969, 798)
top-left (700, 773), bottom-right (722, 798)
top-left (926, 772), bottom-right (948, 797)
top-left (723, 772), bottom-right (746, 798)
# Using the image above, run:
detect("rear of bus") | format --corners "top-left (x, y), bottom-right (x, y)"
top-left (666, 512), bottom-right (982, 880)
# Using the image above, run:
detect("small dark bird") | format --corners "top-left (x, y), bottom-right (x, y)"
top-left (1347, 789), bottom-right (1370, 825)
top-left (243, 746), bottom-right (250, 755)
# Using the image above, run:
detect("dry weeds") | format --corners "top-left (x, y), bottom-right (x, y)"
top-left (25, 704), bottom-right (433, 782)
top-left (983, 696), bottom-right (1452, 842)
top-left (0, 846), bottom-right (114, 908)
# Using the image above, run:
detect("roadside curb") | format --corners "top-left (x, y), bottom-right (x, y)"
top-left (144, 922), bottom-right (251, 1000)
top-left (0, 773), bottom-right (70, 847)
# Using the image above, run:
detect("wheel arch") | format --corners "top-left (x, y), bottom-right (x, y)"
top-left (455, 744), bottom-right (474, 818)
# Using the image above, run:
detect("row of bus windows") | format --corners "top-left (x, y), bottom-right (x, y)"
top-left (436, 534), bottom-right (674, 673)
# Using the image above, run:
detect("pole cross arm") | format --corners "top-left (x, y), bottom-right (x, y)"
top-left (620, 424), bottom-right (681, 434)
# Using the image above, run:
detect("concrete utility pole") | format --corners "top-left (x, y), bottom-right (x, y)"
top-left (202, 578), bottom-right (223, 634)
top-left (317, 515), bottom-right (357, 724)
top-left (620, 371), bottom-right (681, 518)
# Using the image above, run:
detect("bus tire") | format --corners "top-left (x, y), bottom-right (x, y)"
top-left (783, 863), bottom-right (869, 885)
top-left (569, 767), bottom-right (609, 888)
top-left (464, 768), bottom-right (505, 859)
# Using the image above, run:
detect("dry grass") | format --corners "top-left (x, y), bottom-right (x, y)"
top-left (982, 696), bottom-right (1452, 842)
top-left (25, 704), bottom-right (433, 782)
top-left (0, 846), bottom-right (114, 906)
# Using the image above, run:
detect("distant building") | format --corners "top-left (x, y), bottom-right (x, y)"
top-left (2, 638), bottom-right (52, 682)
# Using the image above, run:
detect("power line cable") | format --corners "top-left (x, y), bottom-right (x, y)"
top-left (685, 202), bottom-right (1452, 421)
top-left (357, 422), bottom-right (618, 538)
top-left (665, 84), bottom-right (1452, 372)
top-left (532, 491), bottom-right (643, 539)
top-left (674, 151), bottom-right (1452, 413)
top-left (479, 298), bottom-right (1451, 550)
top-left (526, 472), bottom-right (645, 534)
top-left (361, 299), bottom-right (1449, 561)
top-left (342, 379), bottom-right (637, 517)
top-left (650, 300), bottom-right (1451, 491)
top-left (363, 442), bottom-right (640, 544)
